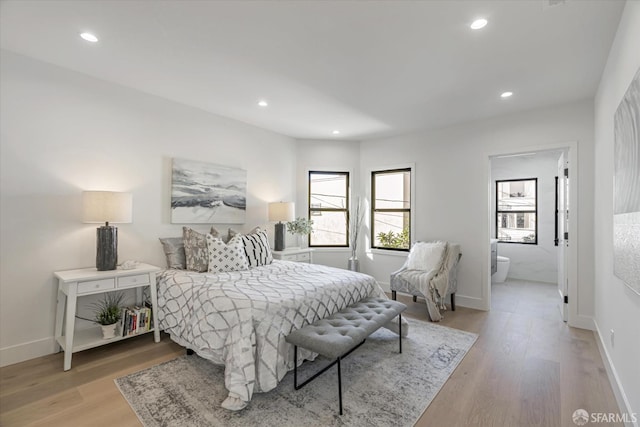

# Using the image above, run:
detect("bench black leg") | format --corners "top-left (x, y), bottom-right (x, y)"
top-left (399, 313), bottom-right (402, 354)
top-left (451, 293), bottom-right (456, 311)
top-left (337, 357), bottom-right (343, 415)
top-left (293, 341), bottom-right (366, 415)
top-left (391, 290), bottom-right (396, 300)
top-left (186, 349), bottom-right (194, 356)
top-left (294, 345), bottom-right (298, 387)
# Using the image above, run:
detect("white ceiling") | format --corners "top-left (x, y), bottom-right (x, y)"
top-left (0, 0), bottom-right (625, 141)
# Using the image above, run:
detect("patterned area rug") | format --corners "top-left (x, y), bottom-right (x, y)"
top-left (115, 318), bottom-right (477, 427)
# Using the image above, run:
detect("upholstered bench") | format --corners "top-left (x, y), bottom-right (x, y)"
top-left (285, 296), bottom-right (407, 415)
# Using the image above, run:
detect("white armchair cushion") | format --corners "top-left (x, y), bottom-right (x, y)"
top-left (406, 241), bottom-right (446, 271)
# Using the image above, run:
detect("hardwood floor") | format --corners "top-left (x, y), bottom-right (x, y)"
top-left (0, 279), bottom-right (621, 426)
top-left (417, 280), bottom-right (622, 427)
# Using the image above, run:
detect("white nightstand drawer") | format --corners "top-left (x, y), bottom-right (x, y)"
top-left (77, 278), bottom-right (115, 294)
top-left (295, 253), bottom-right (311, 262)
top-left (117, 274), bottom-right (150, 288)
top-left (272, 249), bottom-right (313, 264)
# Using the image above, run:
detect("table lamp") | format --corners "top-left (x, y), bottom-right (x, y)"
top-left (82, 191), bottom-right (133, 270)
top-left (268, 202), bottom-right (294, 251)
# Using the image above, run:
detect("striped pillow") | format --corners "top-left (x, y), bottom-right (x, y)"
top-left (242, 229), bottom-right (273, 267)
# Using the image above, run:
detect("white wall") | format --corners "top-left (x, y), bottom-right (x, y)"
top-left (491, 150), bottom-right (563, 284)
top-left (359, 100), bottom-right (595, 316)
top-left (0, 51), bottom-right (297, 366)
top-left (593, 1), bottom-right (640, 418)
top-left (295, 139), bottom-right (360, 269)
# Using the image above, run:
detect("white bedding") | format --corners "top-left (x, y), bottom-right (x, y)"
top-left (156, 260), bottom-right (394, 410)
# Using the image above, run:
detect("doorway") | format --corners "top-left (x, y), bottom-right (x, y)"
top-left (484, 143), bottom-right (578, 326)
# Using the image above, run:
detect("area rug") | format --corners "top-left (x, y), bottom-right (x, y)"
top-left (115, 318), bottom-right (477, 427)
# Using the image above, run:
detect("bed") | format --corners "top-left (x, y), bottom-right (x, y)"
top-left (156, 259), bottom-right (404, 410)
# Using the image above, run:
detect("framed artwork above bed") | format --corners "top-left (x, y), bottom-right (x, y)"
top-left (171, 158), bottom-right (247, 224)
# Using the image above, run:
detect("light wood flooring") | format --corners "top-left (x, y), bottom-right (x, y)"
top-left (0, 279), bottom-right (621, 426)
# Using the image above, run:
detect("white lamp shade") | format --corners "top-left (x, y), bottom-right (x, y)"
top-left (82, 191), bottom-right (133, 223)
top-left (268, 202), bottom-right (295, 222)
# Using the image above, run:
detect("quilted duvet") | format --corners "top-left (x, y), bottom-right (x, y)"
top-left (156, 260), bottom-right (389, 410)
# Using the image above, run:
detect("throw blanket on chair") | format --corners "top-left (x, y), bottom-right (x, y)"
top-left (391, 242), bottom-right (461, 321)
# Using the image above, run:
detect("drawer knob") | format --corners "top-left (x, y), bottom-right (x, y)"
top-left (95, 284), bottom-right (99, 288)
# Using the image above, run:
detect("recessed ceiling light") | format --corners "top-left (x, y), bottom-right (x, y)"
top-left (257, 100), bottom-right (268, 107)
top-left (501, 91), bottom-right (513, 98)
top-left (332, 130), bottom-right (340, 135)
top-left (80, 32), bottom-right (99, 43)
top-left (470, 18), bottom-right (488, 30)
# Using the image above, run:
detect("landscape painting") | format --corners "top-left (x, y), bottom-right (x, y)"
top-left (613, 68), bottom-right (640, 295)
top-left (171, 158), bottom-right (246, 224)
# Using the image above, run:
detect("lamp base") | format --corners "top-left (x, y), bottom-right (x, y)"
top-left (96, 226), bottom-right (118, 271)
top-left (274, 222), bottom-right (285, 251)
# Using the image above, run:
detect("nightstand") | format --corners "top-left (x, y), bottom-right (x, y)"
top-left (54, 263), bottom-right (161, 371)
top-left (272, 248), bottom-right (313, 263)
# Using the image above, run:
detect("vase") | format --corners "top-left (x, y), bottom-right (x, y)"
top-left (100, 323), bottom-right (118, 339)
top-left (347, 257), bottom-right (360, 272)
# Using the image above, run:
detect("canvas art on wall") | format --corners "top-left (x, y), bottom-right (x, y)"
top-left (613, 68), bottom-right (640, 295)
top-left (171, 158), bottom-right (247, 224)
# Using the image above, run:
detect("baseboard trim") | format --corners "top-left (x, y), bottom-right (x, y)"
top-left (594, 321), bottom-right (638, 427)
top-left (569, 314), bottom-right (596, 331)
top-left (0, 337), bottom-right (57, 368)
top-left (379, 283), bottom-right (485, 311)
top-left (454, 295), bottom-right (487, 311)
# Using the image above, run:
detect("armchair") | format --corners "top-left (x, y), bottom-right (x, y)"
top-left (390, 242), bottom-right (461, 321)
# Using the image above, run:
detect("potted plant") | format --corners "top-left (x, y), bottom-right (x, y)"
top-left (286, 217), bottom-right (314, 248)
top-left (91, 292), bottom-right (124, 339)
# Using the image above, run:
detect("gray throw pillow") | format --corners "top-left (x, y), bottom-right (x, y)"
top-left (228, 226), bottom-right (261, 241)
top-left (183, 227), bottom-right (211, 272)
top-left (211, 226), bottom-right (228, 243)
top-left (159, 237), bottom-right (186, 269)
top-left (181, 226), bottom-right (228, 272)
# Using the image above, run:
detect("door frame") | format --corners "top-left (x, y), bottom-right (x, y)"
top-left (482, 140), bottom-right (581, 327)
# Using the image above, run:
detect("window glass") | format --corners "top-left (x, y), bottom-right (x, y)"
top-left (496, 178), bottom-right (537, 244)
top-left (309, 172), bottom-right (349, 247)
top-left (372, 168), bottom-right (411, 250)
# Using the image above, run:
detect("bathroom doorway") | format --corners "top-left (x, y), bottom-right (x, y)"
top-left (485, 143), bottom-right (577, 325)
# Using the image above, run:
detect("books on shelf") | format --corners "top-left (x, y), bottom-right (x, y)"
top-left (120, 303), bottom-right (152, 337)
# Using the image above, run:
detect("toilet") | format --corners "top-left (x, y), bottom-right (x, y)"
top-left (492, 256), bottom-right (510, 283)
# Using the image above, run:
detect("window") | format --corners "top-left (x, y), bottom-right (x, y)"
top-left (371, 168), bottom-right (411, 250)
top-left (496, 178), bottom-right (537, 244)
top-left (308, 171), bottom-right (349, 247)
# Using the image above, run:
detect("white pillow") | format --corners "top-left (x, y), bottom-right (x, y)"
top-left (242, 229), bottom-right (273, 268)
top-left (406, 241), bottom-right (447, 271)
top-left (206, 234), bottom-right (250, 273)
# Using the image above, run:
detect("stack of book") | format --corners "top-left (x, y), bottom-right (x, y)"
top-left (121, 303), bottom-right (152, 337)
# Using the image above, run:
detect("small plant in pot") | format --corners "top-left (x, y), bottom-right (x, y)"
top-left (286, 217), bottom-right (314, 248)
top-left (91, 292), bottom-right (124, 339)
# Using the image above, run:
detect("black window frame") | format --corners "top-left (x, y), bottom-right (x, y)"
top-left (308, 170), bottom-right (350, 248)
top-left (371, 167), bottom-right (412, 252)
top-left (495, 178), bottom-right (538, 245)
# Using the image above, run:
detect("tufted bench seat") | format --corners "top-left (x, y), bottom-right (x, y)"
top-left (286, 296), bottom-right (407, 415)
